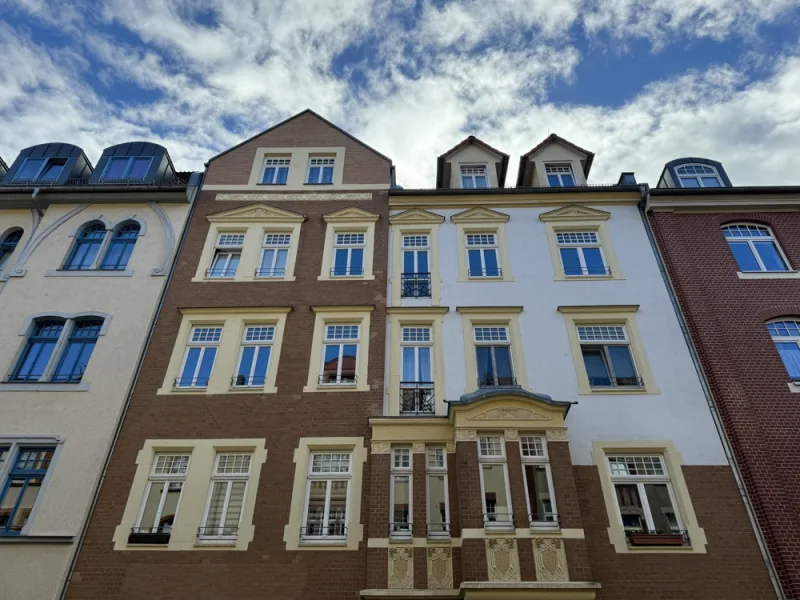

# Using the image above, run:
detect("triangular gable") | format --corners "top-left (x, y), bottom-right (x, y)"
top-left (437, 135), bottom-right (509, 188)
top-left (516, 134), bottom-right (595, 186)
top-left (450, 206), bottom-right (510, 224)
top-left (389, 208), bottom-right (445, 225)
top-left (323, 206), bottom-right (380, 223)
top-left (538, 205), bottom-right (610, 222)
top-left (207, 203), bottom-right (306, 223)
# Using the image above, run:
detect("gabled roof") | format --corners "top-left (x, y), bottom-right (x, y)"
top-left (0, 156), bottom-right (7, 174)
top-left (207, 109), bottom-right (392, 165)
top-left (436, 135), bottom-right (510, 188)
top-left (516, 133), bottom-right (595, 186)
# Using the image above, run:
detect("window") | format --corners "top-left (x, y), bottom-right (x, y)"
top-left (302, 452), bottom-right (350, 540)
top-left (400, 327), bottom-right (434, 414)
top-left (100, 223), bottom-right (140, 270)
top-left (578, 325), bottom-right (641, 388)
top-left (51, 319), bottom-right (102, 382)
top-left (261, 158), bottom-right (290, 185)
top-left (63, 223), bottom-right (107, 270)
top-left (331, 233), bottom-right (365, 277)
top-left (478, 435), bottom-right (513, 530)
top-left (474, 326), bottom-right (515, 387)
top-left (13, 158), bottom-right (66, 182)
top-left (12, 320), bottom-right (64, 382)
top-left (723, 224), bottom-right (789, 272)
top-left (545, 164), bottom-right (575, 187)
top-left (207, 233), bottom-right (243, 278)
top-left (767, 320), bottom-right (800, 380)
top-left (461, 165), bottom-right (488, 189)
top-left (556, 231), bottom-right (608, 276)
top-left (320, 324), bottom-right (358, 385)
top-left (0, 229), bottom-right (22, 271)
top-left (390, 447), bottom-right (412, 538)
top-left (306, 157), bottom-right (335, 184)
top-left (257, 233), bottom-right (290, 277)
top-left (0, 448), bottom-right (54, 535)
top-left (401, 235), bottom-right (431, 297)
top-left (101, 157), bottom-right (152, 180)
top-left (675, 164), bottom-right (722, 188)
top-left (199, 454), bottom-right (251, 541)
top-left (176, 326), bottom-right (222, 388)
top-left (426, 447), bottom-right (449, 538)
top-left (131, 454), bottom-right (189, 544)
top-left (519, 435), bottom-right (557, 528)
top-left (607, 455), bottom-right (685, 543)
top-left (233, 326), bottom-right (274, 387)
top-left (466, 233), bottom-right (501, 278)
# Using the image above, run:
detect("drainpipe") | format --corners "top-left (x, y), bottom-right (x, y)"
top-left (58, 168), bottom-right (206, 600)
top-left (637, 184), bottom-right (785, 600)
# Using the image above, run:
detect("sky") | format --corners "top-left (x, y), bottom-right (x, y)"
top-left (1, 0), bottom-right (799, 188)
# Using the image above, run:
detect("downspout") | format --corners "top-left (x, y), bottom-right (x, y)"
top-left (58, 168), bottom-right (206, 600)
top-left (637, 184), bottom-right (785, 600)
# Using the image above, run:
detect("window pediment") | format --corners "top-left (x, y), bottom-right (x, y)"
top-left (323, 206), bottom-right (380, 223)
top-left (389, 208), bottom-right (444, 225)
top-left (539, 205), bottom-right (610, 222)
top-left (207, 204), bottom-right (306, 223)
top-left (450, 207), bottom-right (510, 224)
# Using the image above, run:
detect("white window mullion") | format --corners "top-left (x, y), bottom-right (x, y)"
top-left (637, 482), bottom-right (657, 532)
top-left (323, 480), bottom-right (332, 531)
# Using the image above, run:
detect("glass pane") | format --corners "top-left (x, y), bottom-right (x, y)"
top-left (196, 348), bottom-right (217, 386)
top-left (403, 251), bottom-right (414, 273)
top-left (582, 347), bottom-right (611, 386)
top-left (252, 346), bottom-right (271, 385)
top-left (333, 249), bottom-right (349, 275)
top-left (53, 342), bottom-right (83, 381)
top-left (261, 249), bottom-right (275, 272)
top-left (701, 176), bottom-right (721, 187)
top-left (224, 481), bottom-right (246, 533)
top-left (323, 344), bottom-right (340, 381)
top-left (493, 346), bottom-right (514, 383)
top-left (483, 250), bottom-right (499, 276)
top-left (427, 474), bottom-right (447, 532)
top-left (476, 346), bottom-right (494, 385)
top-left (418, 347), bottom-right (432, 381)
top-left (474, 175), bottom-right (487, 188)
top-left (104, 158), bottom-right (128, 179)
top-left (608, 346), bottom-right (637, 384)
top-left (321, 166), bottom-right (334, 184)
top-left (468, 249), bottom-right (483, 276)
top-left (560, 247), bottom-right (582, 275)
top-left (304, 481), bottom-right (327, 535)
top-left (140, 482), bottom-right (165, 529)
top-left (129, 158), bottom-right (151, 179)
top-left (276, 167), bottom-right (289, 184)
top-left (754, 241), bottom-right (788, 271)
top-left (644, 484), bottom-right (679, 533)
top-left (101, 241), bottom-right (124, 269)
top-left (679, 177), bottom-right (700, 188)
top-left (209, 253), bottom-right (227, 276)
top-left (237, 346), bottom-right (255, 384)
top-left (583, 247), bottom-right (606, 275)
top-left (180, 347), bottom-right (201, 385)
top-left (615, 484), bottom-right (646, 531)
top-left (402, 347), bottom-right (415, 382)
top-left (524, 464), bottom-right (554, 522)
top-left (227, 254), bottom-right (240, 275)
top-left (0, 480), bottom-right (23, 531)
top-left (10, 478), bottom-right (42, 532)
top-left (392, 475), bottom-right (410, 531)
top-left (204, 481), bottom-right (227, 531)
top-left (482, 464), bottom-right (510, 522)
top-left (38, 161), bottom-right (64, 181)
top-left (328, 480), bottom-right (348, 536)
top-left (341, 344), bottom-right (357, 381)
top-left (728, 241), bottom-right (760, 271)
top-left (262, 167), bottom-right (275, 184)
top-left (160, 482), bottom-right (182, 531)
top-left (15, 341), bottom-right (56, 381)
top-left (547, 174), bottom-right (561, 187)
top-left (561, 174), bottom-right (575, 187)
top-left (308, 166), bottom-right (320, 183)
top-left (350, 249), bottom-right (364, 275)
top-left (462, 176), bottom-right (474, 189)
top-left (15, 159), bottom-right (44, 180)
top-left (776, 342), bottom-right (800, 380)
top-left (274, 249), bottom-right (288, 274)
top-left (417, 250), bottom-right (429, 273)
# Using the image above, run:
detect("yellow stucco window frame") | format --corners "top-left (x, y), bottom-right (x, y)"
top-left (113, 438), bottom-right (268, 551)
top-left (389, 209), bottom-right (444, 306)
top-left (303, 306), bottom-right (374, 392)
top-left (451, 207), bottom-right (514, 283)
top-left (558, 305), bottom-right (659, 395)
top-left (592, 440), bottom-right (707, 554)
top-left (157, 308), bottom-right (291, 395)
top-left (318, 207), bottom-right (379, 281)
top-left (283, 436), bottom-right (367, 551)
top-left (387, 307), bottom-right (448, 416)
top-left (457, 307), bottom-right (528, 394)
top-left (192, 204), bottom-right (305, 283)
top-left (539, 205), bottom-right (624, 281)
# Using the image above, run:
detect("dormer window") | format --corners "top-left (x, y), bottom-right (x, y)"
top-left (101, 157), bottom-right (152, 181)
top-left (461, 165), bottom-right (488, 189)
top-left (13, 158), bottom-right (66, 182)
top-left (545, 164), bottom-right (575, 187)
top-left (675, 164), bottom-right (722, 188)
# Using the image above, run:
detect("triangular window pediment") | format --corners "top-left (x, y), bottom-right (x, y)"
top-left (207, 203), bottom-right (306, 223)
top-left (538, 204), bottom-right (610, 222)
top-left (450, 207), bottom-right (510, 224)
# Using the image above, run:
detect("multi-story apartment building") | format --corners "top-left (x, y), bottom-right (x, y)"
top-left (646, 159), bottom-right (800, 599)
top-left (64, 111), bottom-right (393, 599)
top-left (0, 142), bottom-right (198, 599)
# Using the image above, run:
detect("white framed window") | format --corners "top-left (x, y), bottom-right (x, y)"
top-left (199, 454), bottom-right (252, 541)
top-left (176, 326), bottom-right (222, 388)
top-left (426, 447), bottom-right (449, 538)
top-left (577, 325), bottom-right (641, 389)
top-left (466, 233), bottom-right (501, 278)
top-left (306, 157), bottom-right (335, 184)
top-left (302, 452), bottom-right (351, 541)
top-left (390, 447), bottom-right (412, 538)
top-left (675, 163), bottom-right (722, 188)
top-left (519, 435), bottom-right (557, 528)
top-left (401, 234), bottom-right (431, 297)
top-left (723, 224), bottom-right (790, 273)
top-left (460, 165), bottom-right (488, 189)
top-left (261, 157), bottom-right (290, 185)
top-left (607, 455), bottom-right (684, 540)
top-left (233, 325), bottom-right (274, 387)
top-left (477, 434), bottom-right (513, 530)
top-left (474, 326), bottom-right (515, 387)
top-left (767, 320), bottom-right (800, 381)
top-left (132, 453), bottom-right (189, 542)
top-left (208, 233), bottom-right (243, 278)
top-left (320, 324), bottom-right (359, 385)
top-left (257, 233), bottom-right (291, 278)
top-left (545, 163), bottom-right (575, 187)
top-left (331, 232), bottom-right (365, 277)
top-left (400, 327), bottom-right (434, 414)
top-left (556, 231), bottom-right (609, 276)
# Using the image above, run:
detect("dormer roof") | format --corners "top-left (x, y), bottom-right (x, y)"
top-left (516, 133), bottom-right (594, 187)
top-left (436, 135), bottom-right (509, 188)
top-left (656, 157), bottom-right (732, 189)
top-left (0, 156), bottom-right (7, 177)
top-left (90, 141), bottom-right (177, 184)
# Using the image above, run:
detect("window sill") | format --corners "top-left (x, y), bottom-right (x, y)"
top-left (582, 386), bottom-right (659, 395)
top-left (303, 383), bottom-right (370, 393)
top-left (530, 523), bottom-right (560, 533)
top-left (558, 274), bottom-right (620, 281)
top-left (0, 382), bottom-right (89, 392)
top-left (318, 275), bottom-right (375, 281)
top-left (483, 524), bottom-right (515, 534)
top-left (228, 385), bottom-right (278, 394)
top-left (0, 535), bottom-right (74, 544)
top-left (195, 537), bottom-right (238, 547)
top-left (459, 276), bottom-right (515, 283)
top-left (299, 537), bottom-right (347, 547)
top-left (787, 382), bottom-right (800, 393)
top-left (257, 183), bottom-right (287, 186)
top-left (45, 269), bottom-right (133, 277)
top-left (737, 270), bottom-right (800, 279)
top-left (303, 183), bottom-right (337, 186)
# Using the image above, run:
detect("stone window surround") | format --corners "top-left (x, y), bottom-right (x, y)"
top-left (451, 207), bottom-right (514, 283)
top-left (389, 208), bottom-right (445, 306)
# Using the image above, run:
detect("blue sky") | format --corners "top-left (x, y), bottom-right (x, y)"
top-left (1, 0), bottom-right (799, 187)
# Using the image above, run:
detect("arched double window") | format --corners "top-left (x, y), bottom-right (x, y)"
top-left (767, 320), bottom-right (800, 381)
top-left (675, 164), bottom-right (722, 188)
top-left (0, 229), bottom-right (23, 270)
top-left (62, 221), bottom-right (140, 271)
top-left (100, 223), bottom-right (140, 270)
top-left (722, 223), bottom-right (789, 273)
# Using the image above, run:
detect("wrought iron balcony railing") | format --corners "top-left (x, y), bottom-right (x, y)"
top-left (231, 374), bottom-right (267, 387)
top-left (1, 176), bottom-right (188, 187)
top-left (206, 268), bottom-right (238, 278)
top-left (564, 266), bottom-right (612, 276)
top-left (197, 526), bottom-right (239, 538)
top-left (401, 272), bottom-right (431, 297)
top-left (330, 266), bottom-right (364, 277)
top-left (300, 523), bottom-right (347, 539)
top-left (588, 376), bottom-right (644, 388)
top-left (389, 521), bottom-right (413, 537)
top-left (528, 513), bottom-right (560, 528)
top-left (318, 373), bottom-right (357, 386)
top-left (254, 267), bottom-right (286, 278)
top-left (174, 377), bottom-right (209, 388)
top-left (478, 376), bottom-right (519, 388)
top-left (400, 383), bottom-right (434, 414)
top-left (468, 268), bottom-right (503, 278)
top-left (483, 512), bottom-right (515, 530)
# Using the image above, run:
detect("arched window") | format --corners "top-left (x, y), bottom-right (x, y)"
top-left (675, 164), bottom-right (722, 188)
top-left (63, 223), bottom-right (107, 271)
top-left (52, 318), bottom-right (103, 382)
top-left (722, 224), bottom-right (789, 272)
top-left (100, 222), bottom-right (140, 270)
top-left (12, 319), bottom-right (66, 382)
top-left (767, 321), bottom-right (800, 380)
top-left (0, 229), bottom-right (23, 270)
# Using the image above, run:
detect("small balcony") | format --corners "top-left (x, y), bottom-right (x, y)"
top-left (477, 376), bottom-right (519, 388)
top-left (401, 272), bottom-right (431, 298)
top-left (300, 522), bottom-right (347, 541)
top-left (128, 526), bottom-right (171, 545)
top-left (529, 512), bottom-right (560, 530)
top-left (400, 382), bottom-right (435, 415)
top-left (625, 529), bottom-right (690, 547)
